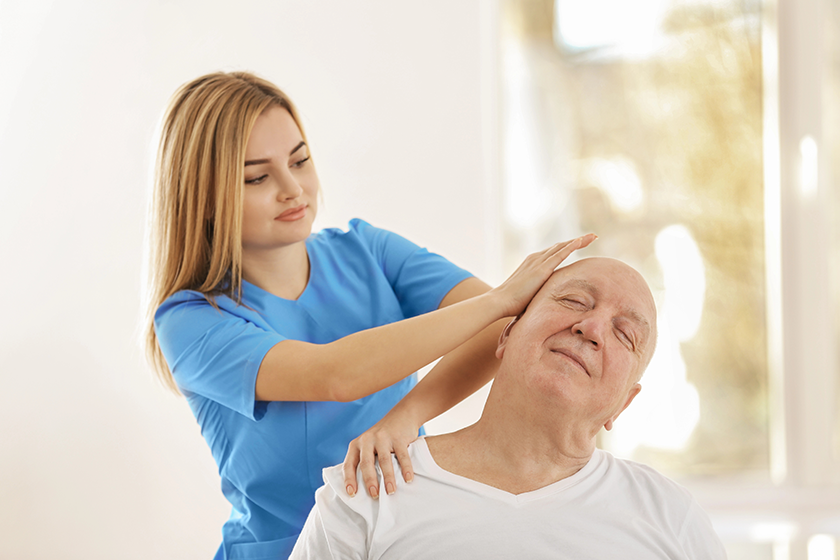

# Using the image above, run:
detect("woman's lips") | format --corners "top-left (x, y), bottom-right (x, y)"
top-left (276, 204), bottom-right (307, 221)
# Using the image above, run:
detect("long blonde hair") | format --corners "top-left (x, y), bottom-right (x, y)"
top-left (144, 71), bottom-right (307, 393)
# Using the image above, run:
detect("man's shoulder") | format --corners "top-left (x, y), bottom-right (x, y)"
top-left (598, 449), bottom-right (690, 493)
top-left (595, 449), bottom-right (702, 519)
top-left (321, 438), bottom-right (431, 503)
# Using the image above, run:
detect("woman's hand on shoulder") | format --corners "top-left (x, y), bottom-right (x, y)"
top-left (342, 410), bottom-right (421, 499)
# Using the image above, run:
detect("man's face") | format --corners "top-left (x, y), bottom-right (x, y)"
top-left (496, 257), bottom-right (657, 432)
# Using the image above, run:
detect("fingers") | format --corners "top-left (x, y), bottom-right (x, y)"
top-left (378, 446), bottom-right (398, 497)
top-left (341, 412), bottom-right (423, 499)
top-left (545, 234), bottom-right (597, 266)
top-left (359, 448), bottom-right (380, 499)
top-left (342, 440), bottom-right (362, 498)
top-left (341, 434), bottom-right (386, 498)
top-left (342, 436), bottom-right (414, 499)
top-left (579, 232), bottom-right (597, 248)
top-left (492, 233), bottom-right (598, 317)
top-left (341, 434), bottom-right (383, 498)
top-left (393, 446), bottom-right (414, 485)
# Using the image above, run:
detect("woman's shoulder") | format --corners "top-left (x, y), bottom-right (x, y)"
top-left (158, 288), bottom-right (233, 308)
top-left (155, 289), bottom-right (242, 325)
top-left (310, 218), bottom-right (386, 242)
top-left (310, 218), bottom-right (413, 251)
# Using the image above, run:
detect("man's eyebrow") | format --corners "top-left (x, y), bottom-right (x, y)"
top-left (623, 309), bottom-right (652, 336)
top-left (557, 277), bottom-right (651, 336)
top-left (244, 141), bottom-right (306, 167)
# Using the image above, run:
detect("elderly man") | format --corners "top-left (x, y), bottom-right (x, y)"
top-left (290, 258), bottom-right (727, 559)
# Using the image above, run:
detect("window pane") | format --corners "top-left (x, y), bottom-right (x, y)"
top-left (501, 0), bottom-right (767, 475)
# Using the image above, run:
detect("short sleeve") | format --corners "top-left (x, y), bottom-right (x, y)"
top-left (290, 466), bottom-right (373, 560)
top-left (288, 504), bottom-right (337, 560)
top-left (678, 501), bottom-right (728, 559)
top-left (154, 291), bottom-right (284, 420)
top-left (348, 219), bottom-right (473, 317)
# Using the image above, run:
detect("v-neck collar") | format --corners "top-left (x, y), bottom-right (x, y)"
top-left (413, 437), bottom-right (601, 507)
top-left (241, 238), bottom-right (316, 307)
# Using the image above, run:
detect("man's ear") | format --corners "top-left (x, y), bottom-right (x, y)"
top-left (495, 316), bottom-right (520, 360)
top-left (603, 383), bottom-right (642, 432)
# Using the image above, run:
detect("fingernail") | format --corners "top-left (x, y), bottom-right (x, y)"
top-left (346, 485), bottom-right (356, 497)
top-left (405, 472), bottom-right (414, 483)
top-left (386, 482), bottom-right (395, 495)
top-left (370, 486), bottom-right (379, 499)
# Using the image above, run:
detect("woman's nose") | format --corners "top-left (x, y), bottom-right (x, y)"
top-left (276, 172), bottom-right (303, 201)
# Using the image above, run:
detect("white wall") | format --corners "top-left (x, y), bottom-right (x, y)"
top-left (0, 2), bottom-right (499, 558)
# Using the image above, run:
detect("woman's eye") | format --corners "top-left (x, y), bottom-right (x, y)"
top-left (245, 174), bottom-right (268, 185)
top-left (291, 156), bottom-right (310, 168)
top-left (563, 298), bottom-right (586, 308)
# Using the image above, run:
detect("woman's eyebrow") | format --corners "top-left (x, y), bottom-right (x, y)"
top-left (244, 142), bottom-right (307, 167)
top-left (289, 141), bottom-right (306, 156)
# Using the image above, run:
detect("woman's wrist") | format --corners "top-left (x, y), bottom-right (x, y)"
top-left (473, 289), bottom-right (514, 323)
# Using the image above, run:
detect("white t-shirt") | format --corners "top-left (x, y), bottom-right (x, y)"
top-left (290, 438), bottom-right (727, 560)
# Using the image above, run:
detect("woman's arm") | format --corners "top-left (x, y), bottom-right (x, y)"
top-left (342, 277), bottom-right (506, 498)
top-left (254, 236), bottom-right (594, 402)
top-left (379, 277), bottom-right (503, 433)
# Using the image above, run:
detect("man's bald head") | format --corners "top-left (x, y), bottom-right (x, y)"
top-left (494, 257), bottom-right (658, 432)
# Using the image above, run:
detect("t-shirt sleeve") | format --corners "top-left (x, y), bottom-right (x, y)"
top-left (288, 503), bottom-right (339, 560)
top-left (154, 292), bottom-right (284, 420)
top-left (349, 218), bottom-right (473, 317)
top-left (678, 501), bottom-right (728, 559)
top-left (290, 467), bottom-right (372, 560)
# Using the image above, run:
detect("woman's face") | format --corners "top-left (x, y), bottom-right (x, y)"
top-left (240, 106), bottom-right (320, 253)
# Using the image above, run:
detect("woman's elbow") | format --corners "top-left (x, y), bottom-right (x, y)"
top-left (329, 378), bottom-right (366, 403)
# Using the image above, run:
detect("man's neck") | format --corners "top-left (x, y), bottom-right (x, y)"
top-left (425, 405), bottom-right (596, 495)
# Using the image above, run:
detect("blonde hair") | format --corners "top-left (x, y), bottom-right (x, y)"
top-left (144, 71), bottom-right (307, 392)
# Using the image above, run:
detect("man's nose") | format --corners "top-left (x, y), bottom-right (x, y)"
top-left (572, 316), bottom-right (605, 349)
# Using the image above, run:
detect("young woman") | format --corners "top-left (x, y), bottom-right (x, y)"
top-left (144, 71), bottom-right (594, 559)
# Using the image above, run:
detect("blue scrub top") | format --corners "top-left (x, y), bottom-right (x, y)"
top-left (155, 219), bottom-right (472, 559)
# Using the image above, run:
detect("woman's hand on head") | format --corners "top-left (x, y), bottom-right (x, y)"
top-left (489, 234), bottom-right (597, 317)
top-left (342, 410), bottom-right (421, 499)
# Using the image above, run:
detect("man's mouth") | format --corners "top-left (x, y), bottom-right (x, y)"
top-left (552, 349), bottom-right (589, 376)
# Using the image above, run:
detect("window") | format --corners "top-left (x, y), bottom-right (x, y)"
top-left (501, 0), bottom-right (840, 557)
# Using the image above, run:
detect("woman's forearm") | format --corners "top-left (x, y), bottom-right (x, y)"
top-left (385, 316), bottom-right (509, 429)
top-left (255, 290), bottom-right (506, 401)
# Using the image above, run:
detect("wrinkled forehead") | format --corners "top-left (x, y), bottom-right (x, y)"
top-left (543, 257), bottom-right (657, 327)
